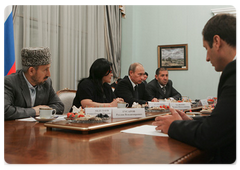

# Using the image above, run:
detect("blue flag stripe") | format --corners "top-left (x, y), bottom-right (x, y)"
top-left (4, 11), bottom-right (15, 76)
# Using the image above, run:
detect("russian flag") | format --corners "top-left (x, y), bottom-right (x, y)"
top-left (4, 6), bottom-right (16, 76)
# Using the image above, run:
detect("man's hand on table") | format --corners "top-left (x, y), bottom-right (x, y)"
top-left (151, 98), bottom-right (158, 102)
top-left (152, 108), bottom-right (193, 134)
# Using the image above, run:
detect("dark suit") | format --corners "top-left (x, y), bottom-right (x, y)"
top-left (146, 79), bottom-right (181, 100)
top-left (114, 76), bottom-right (153, 107)
top-left (168, 60), bottom-right (236, 163)
top-left (4, 70), bottom-right (64, 120)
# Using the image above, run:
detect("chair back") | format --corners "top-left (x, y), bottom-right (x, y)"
top-left (57, 89), bottom-right (77, 114)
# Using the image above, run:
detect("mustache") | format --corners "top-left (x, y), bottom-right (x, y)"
top-left (44, 76), bottom-right (49, 79)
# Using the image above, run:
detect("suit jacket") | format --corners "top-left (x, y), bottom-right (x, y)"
top-left (146, 79), bottom-right (182, 100)
top-left (168, 60), bottom-right (236, 163)
top-left (4, 70), bottom-right (64, 120)
top-left (114, 76), bottom-right (153, 107)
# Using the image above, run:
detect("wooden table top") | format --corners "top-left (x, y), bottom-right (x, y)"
top-left (4, 117), bottom-right (211, 164)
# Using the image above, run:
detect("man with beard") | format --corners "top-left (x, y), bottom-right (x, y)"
top-left (4, 47), bottom-right (64, 120)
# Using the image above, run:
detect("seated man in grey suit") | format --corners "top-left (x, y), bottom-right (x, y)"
top-left (146, 67), bottom-right (181, 100)
top-left (4, 47), bottom-right (64, 120)
top-left (114, 63), bottom-right (157, 107)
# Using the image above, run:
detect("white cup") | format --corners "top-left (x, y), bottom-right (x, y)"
top-left (39, 108), bottom-right (56, 119)
top-left (117, 102), bottom-right (129, 108)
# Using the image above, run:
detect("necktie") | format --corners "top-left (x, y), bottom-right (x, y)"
top-left (162, 86), bottom-right (166, 94)
top-left (134, 85), bottom-right (139, 99)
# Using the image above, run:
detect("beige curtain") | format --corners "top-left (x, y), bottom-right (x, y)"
top-left (13, 5), bottom-right (106, 91)
top-left (104, 6), bottom-right (122, 80)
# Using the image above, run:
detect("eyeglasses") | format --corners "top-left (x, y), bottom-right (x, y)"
top-left (105, 70), bottom-right (113, 76)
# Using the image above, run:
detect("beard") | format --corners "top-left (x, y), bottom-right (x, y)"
top-left (31, 74), bottom-right (48, 86)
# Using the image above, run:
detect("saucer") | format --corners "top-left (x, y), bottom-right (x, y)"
top-left (33, 116), bottom-right (58, 123)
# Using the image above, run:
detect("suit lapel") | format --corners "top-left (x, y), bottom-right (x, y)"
top-left (156, 80), bottom-right (165, 98)
top-left (19, 71), bottom-right (32, 107)
top-left (125, 76), bottom-right (134, 94)
top-left (35, 84), bottom-right (44, 106)
top-left (165, 84), bottom-right (171, 97)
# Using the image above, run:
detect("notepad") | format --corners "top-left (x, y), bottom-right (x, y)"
top-left (121, 125), bottom-right (169, 137)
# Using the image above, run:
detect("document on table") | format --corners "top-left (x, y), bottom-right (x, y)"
top-left (15, 117), bottom-right (36, 121)
top-left (15, 115), bottom-right (66, 122)
top-left (121, 125), bottom-right (169, 137)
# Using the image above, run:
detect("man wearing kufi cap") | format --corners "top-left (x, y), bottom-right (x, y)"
top-left (4, 47), bottom-right (64, 120)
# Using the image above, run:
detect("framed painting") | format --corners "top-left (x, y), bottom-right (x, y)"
top-left (158, 44), bottom-right (188, 70)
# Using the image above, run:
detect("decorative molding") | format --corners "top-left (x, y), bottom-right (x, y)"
top-left (211, 7), bottom-right (236, 16)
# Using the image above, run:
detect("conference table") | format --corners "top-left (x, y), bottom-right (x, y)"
top-left (4, 110), bottom-right (213, 164)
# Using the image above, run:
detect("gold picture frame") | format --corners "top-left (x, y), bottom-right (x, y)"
top-left (158, 44), bottom-right (188, 70)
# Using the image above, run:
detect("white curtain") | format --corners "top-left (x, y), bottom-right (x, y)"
top-left (13, 5), bottom-right (106, 91)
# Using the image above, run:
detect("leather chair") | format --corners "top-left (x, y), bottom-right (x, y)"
top-left (56, 88), bottom-right (77, 114)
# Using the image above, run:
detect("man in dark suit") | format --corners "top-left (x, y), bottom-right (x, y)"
top-left (146, 68), bottom-right (181, 100)
top-left (4, 47), bottom-right (64, 120)
top-left (142, 72), bottom-right (148, 85)
top-left (152, 14), bottom-right (236, 163)
top-left (114, 63), bottom-right (157, 107)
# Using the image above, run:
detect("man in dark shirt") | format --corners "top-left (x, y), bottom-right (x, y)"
top-left (142, 72), bottom-right (148, 85)
top-left (146, 68), bottom-right (181, 100)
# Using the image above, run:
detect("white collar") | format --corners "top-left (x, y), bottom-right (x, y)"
top-left (158, 82), bottom-right (166, 89)
top-left (128, 76), bottom-right (137, 89)
top-left (233, 56), bottom-right (236, 60)
top-left (22, 72), bottom-right (37, 89)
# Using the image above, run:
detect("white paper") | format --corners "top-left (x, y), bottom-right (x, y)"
top-left (148, 101), bottom-right (170, 108)
top-left (15, 115), bottom-right (66, 122)
top-left (121, 125), bottom-right (168, 137)
top-left (15, 117), bottom-right (36, 122)
top-left (200, 99), bottom-right (208, 106)
top-left (51, 115), bottom-right (66, 122)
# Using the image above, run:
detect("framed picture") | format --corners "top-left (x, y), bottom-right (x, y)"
top-left (158, 44), bottom-right (188, 70)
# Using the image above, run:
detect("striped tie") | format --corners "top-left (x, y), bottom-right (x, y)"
top-left (162, 86), bottom-right (166, 94)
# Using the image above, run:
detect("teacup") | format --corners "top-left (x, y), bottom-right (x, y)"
top-left (117, 102), bottom-right (129, 108)
top-left (39, 108), bottom-right (56, 119)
